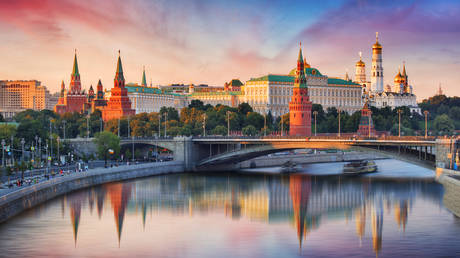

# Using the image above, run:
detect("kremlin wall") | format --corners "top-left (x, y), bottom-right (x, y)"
top-left (1, 33), bottom-right (419, 130)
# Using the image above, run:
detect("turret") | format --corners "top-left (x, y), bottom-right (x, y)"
top-left (70, 49), bottom-right (82, 94)
top-left (141, 66), bottom-right (147, 87)
top-left (114, 50), bottom-right (125, 88)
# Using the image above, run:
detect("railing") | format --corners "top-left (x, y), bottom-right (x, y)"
top-left (192, 135), bottom-right (437, 141)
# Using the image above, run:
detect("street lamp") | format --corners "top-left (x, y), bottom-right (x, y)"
top-left (164, 112), bottom-right (168, 137)
top-left (57, 136), bottom-right (60, 165)
top-left (158, 114), bottom-right (161, 138)
top-left (227, 111), bottom-right (231, 136)
top-left (118, 118), bottom-right (121, 137)
top-left (21, 138), bottom-right (25, 162)
top-left (424, 110), bottom-right (429, 139)
top-left (1, 139), bottom-right (5, 167)
top-left (338, 109), bottom-right (341, 137)
top-left (264, 112), bottom-right (267, 137)
top-left (62, 120), bottom-right (66, 140)
top-left (100, 118), bottom-right (103, 133)
top-left (281, 115), bottom-right (284, 136)
top-left (203, 113), bottom-right (207, 137)
top-left (313, 111), bottom-right (318, 136)
top-left (368, 110), bottom-right (372, 138)
top-left (397, 109), bottom-right (402, 138)
top-left (86, 115), bottom-right (90, 139)
top-left (38, 137), bottom-right (41, 166)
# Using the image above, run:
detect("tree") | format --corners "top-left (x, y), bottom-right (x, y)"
top-left (238, 103), bottom-right (253, 115)
top-left (212, 125), bottom-right (227, 135)
top-left (188, 100), bottom-right (205, 110)
top-left (242, 125), bottom-right (257, 136)
top-left (93, 131), bottom-right (120, 166)
top-left (246, 112), bottom-right (264, 130)
top-left (433, 114), bottom-right (454, 135)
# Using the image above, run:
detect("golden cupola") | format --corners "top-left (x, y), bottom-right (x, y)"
top-left (394, 67), bottom-right (403, 83)
top-left (372, 32), bottom-right (382, 49)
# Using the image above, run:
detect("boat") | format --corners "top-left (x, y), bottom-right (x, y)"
top-left (343, 160), bottom-right (377, 175)
top-left (281, 160), bottom-right (300, 173)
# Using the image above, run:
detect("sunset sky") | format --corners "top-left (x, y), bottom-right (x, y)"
top-left (0, 0), bottom-right (458, 100)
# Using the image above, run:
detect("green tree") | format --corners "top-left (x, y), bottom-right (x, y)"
top-left (212, 125), bottom-right (227, 135)
top-left (433, 114), bottom-right (454, 135)
top-left (93, 131), bottom-right (120, 166)
top-left (242, 125), bottom-right (257, 136)
top-left (188, 100), bottom-right (205, 110)
top-left (238, 103), bottom-right (253, 115)
top-left (246, 112), bottom-right (264, 130)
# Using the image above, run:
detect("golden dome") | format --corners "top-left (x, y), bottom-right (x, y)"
top-left (394, 71), bottom-right (402, 82)
top-left (373, 32), bottom-right (382, 49)
top-left (356, 59), bottom-right (365, 67)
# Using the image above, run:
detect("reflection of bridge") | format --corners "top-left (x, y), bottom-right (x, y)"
top-left (70, 136), bottom-right (457, 171)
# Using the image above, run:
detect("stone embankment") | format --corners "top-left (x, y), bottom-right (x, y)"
top-left (0, 161), bottom-right (184, 223)
top-left (436, 168), bottom-right (460, 217)
top-left (239, 151), bottom-right (385, 168)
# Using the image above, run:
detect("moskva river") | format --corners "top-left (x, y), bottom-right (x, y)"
top-left (0, 159), bottom-right (459, 257)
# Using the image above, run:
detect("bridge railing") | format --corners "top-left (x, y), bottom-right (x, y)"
top-left (192, 135), bottom-right (437, 141)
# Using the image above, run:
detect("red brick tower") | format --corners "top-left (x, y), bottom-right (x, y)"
top-left (357, 100), bottom-right (376, 136)
top-left (289, 43), bottom-right (312, 136)
top-left (102, 51), bottom-right (135, 121)
top-left (54, 50), bottom-right (87, 114)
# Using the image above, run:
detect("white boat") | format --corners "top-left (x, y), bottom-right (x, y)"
top-left (343, 160), bottom-right (377, 175)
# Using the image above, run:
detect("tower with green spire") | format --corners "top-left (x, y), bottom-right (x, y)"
top-left (70, 49), bottom-right (82, 94)
top-left (142, 66), bottom-right (147, 87)
top-left (102, 50), bottom-right (135, 121)
top-left (289, 42), bottom-right (312, 136)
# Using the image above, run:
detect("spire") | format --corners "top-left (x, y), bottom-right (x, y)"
top-left (115, 50), bottom-right (125, 81)
top-left (72, 49), bottom-right (79, 76)
top-left (402, 62), bottom-right (407, 77)
top-left (376, 32), bottom-right (379, 43)
top-left (142, 66), bottom-right (147, 87)
top-left (298, 42), bottom-right (304, 63)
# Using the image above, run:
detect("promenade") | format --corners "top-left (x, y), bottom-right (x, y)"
top-left (0, 161), bottom-right (184, 223)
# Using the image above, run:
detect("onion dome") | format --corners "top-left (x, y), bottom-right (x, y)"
top-left (394, 67), bottom-right (403, 83)
top-left (356, 52), bottom-right (365, 67)
top-left (372, 32), bottom-right (382, 49)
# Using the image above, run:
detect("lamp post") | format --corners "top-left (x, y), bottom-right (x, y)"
top-left (158, 114), bottom-right (161, 138)
top-left (313, 111), bottom-right (318, 136)
top-left (49, 120), bottom-right (53, 162)
top-left (368, 110), bottom-right (372, 138)
top-left (62, 120), bottom-right (66, 140)
top-left (86, 115), bottom-right (90, 139)
top-left (203, 114), bottom-right (207, 137)
top-left (338, 109), bottom-right (341, 137)
top-left (2, 139), bottom-right (5, 167)
top-left (281, 115), bottom-right (284, 136)
top-left (21, 138), bottom-right (25, 162)
top-left (118, 118), bottom-right (120, 137)
top-left (397, 109), bottom-right (402, 138)
top-left (164, 112), bottom-right (167, 137)
top-left (227, 111), bottom-right (231, 136)
top-left (424, 110), bottom-right (429, 139)
top-left (264, 113), bottom-right (267, 136)
top-left (38, 137), bottom-right (41, 166)
top-left (57, 136), bottom-right (60, 165)
top-left (100, 118), bottom-right (103, 133)
top-left (132, 135), bottom-right (135, 162)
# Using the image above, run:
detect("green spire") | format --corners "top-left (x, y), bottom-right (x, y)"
top-left (72, 49), bottom-right (79, 76)
top-left (142, 66), bottom-right (147, 87)
top-left (298, 42), bottom-right (303, 63)
top-left (115, 50), bottom-right (125, 81)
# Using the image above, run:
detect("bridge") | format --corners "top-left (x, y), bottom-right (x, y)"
top-left (69, 136), bottom-right (458, 171)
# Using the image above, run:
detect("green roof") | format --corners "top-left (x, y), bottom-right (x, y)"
top-left (248, 74), bottom-right (294, 83)
top-left (228, 79), bottom-right (243, 86)
top-left (142, 67), bottom-right (147, 86)
top-left (115, 52), bottom-right (125, 81)
top-left (190, 91), bottom-right (242, 96)
top-left (125, 84), bottom-right (163, 94)
top-left (327, 78), bottom-right (361, 86)
top-left (289, 67), bottom-right (324, 77)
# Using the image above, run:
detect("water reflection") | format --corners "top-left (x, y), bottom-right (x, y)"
top-left (57, 173), bottom-right (445, 256)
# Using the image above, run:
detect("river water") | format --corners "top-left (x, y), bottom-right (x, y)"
top-left (0, 159), bottom-right (459, 257)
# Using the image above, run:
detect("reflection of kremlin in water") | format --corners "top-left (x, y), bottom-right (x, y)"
top-left (63, 174), bottom-right (443, 256)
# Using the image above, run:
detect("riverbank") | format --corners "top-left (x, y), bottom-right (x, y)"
top-left (239, 151), bottom-right (386, 168)
top-left (0, 161), bottom-right (184, 224)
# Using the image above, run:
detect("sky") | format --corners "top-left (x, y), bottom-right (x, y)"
top-left (0, 0), bottom-right (459, 100)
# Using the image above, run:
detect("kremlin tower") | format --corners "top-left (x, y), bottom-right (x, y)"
top-left (356, 100), bottom-right (376, 136)
top-left (102, 51), bottom-right (135, 121)
top-left (289, 43), bottom-right (312, 136)
top-left (370, 32), bottom-right (384, 93)
top-left (54, 50), bottom-right (87, 114)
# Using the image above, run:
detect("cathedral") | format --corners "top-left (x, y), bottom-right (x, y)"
top-left (354, 33), bottom-right (420, 114)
